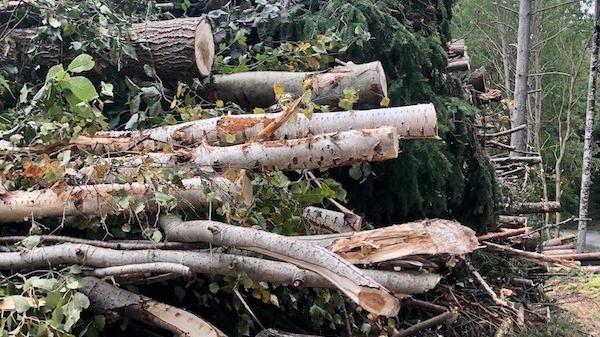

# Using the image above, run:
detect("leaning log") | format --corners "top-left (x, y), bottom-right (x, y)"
top-left (490, 156), bottom-right (542, 164)
top-left (66, 104), bottom-right (438, 154)
top-left (205, 62), bottom-right (386, 109)
top-left (544, 234), bottom-right (576, 247)
top-left (499, 201), bottom-right (561, 215)
top-left (0, 176), bottom-right (244, 223)
top-left (477, 227), bottom-right (530, 242)
top-left (294, 219), bottom-right (479, 264)
top-left (159, 215), bottom-right (401, 316)
top-left (2, 17), bottom-right (214, 79)
top-left (0, 243), bottom-right (441, 295)
top-left (80, 277), bottom-right (228, 337)
top-left (96, 127), bottom-right (399, 173)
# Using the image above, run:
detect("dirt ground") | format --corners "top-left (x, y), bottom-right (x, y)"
top-left (545, 275), bottom-right (600, 336)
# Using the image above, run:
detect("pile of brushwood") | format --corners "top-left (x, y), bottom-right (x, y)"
top-left (0, 1), bottom-right (590, 337)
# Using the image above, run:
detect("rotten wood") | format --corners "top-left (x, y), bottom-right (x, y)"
top-left (80, 277), bottom-right (228, 337)
top-left (159, 215), bottom-right (401, 316)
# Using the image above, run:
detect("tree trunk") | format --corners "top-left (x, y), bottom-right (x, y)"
top-left (2, 17), bottom-right (214, 79)
top-left (577, 0), bottom-right (600, 253)
top-left (205, 61), bottom-right (387, 109)
top-left (477, 227), bottom-right (530, 242)
top-left (80, 277), bottom-right (228, 337)
top-left (66, 104), bottom-right (437, 154)
top-left (99, 127), bottom-right (399, 173)
top-left (496, 1), bottom-right (512, 95)
top-left (497, 216), bottom-right (528, 228)
top-left (0, 243), bottom-right (441, 295)
top-left (302, 207), bottom-right (358, 233)
top-left (490, 156), bottom-right (542, 164)
top-left (0, 176), bottom-right (243, 223)
top-left (293, 219), bottom-right (479, 264)
top-left (159, 215), bottom-right (401, 316)
top-left (500, 201), bottom-right (561, 215)
top-left (510, 0), bottom-right (532, 155)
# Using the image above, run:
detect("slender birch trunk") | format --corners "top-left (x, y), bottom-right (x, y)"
top-left (510, 0), bottom-right (532, 155)
top-left (577, 0), bottom-right (600, 253)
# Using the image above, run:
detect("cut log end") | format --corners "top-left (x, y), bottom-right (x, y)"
top-left (194, 17), bottom-right (215, 76)
top-left (358, 289), bottom-right (400, 317)
top-left (375, 61), bottom-right (388, 98)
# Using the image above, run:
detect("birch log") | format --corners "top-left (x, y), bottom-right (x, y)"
top-left (302, 207), bottom-right (358, 233)
top-left (159, 215), bottom-right (400, 316)
top-left (0, 177), bottom-right (242, 223)
top-left (66, 104), bottom-right (437, 154)
top-left (293, 219), bottom-right (479, 264)
top-left (95, 127), bottom-right (399, 172)
top-left (80, 277), bottom-right (228, 337)
top-left (204, 62), bottom-right (387, 109)
top-left (0, 243), bottom-right (441, 295)
top-left (2, 17), bottom-right (214, 79)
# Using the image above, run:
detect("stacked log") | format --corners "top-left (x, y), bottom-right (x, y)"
top-left (447, 39), bottom-right (470, 72)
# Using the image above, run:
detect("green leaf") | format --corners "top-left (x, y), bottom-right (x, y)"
top-left (67, 54), bottom-right (95, 73)
top-left (380, 96), bottom-right (390, 107)
top-left (300, 89), bottom-right (312, 104)
top-left (70, 264), bottom-right (82, 274)
top-left (9, 295), bottom-right (30, 313)
top-left (209, 282), bottom-right (220, 294)
top-left (224, 132), bottom-right (236, 144)
top-left (49, 17), bottom-right (61, 28)
top-left (151, 229), bottom-right (163, 243)
top-left (31, 277), bottom-right (60, 291)
top-left (349, 164), bottom-right (362, 180)
top-left (66, 76), bottom-right (98, 102)
top-left (94, 315), bottom-right (106, 330)
top-left (21, 235), bottom-right (40, 249)
top-left (63, 292), bottom-right (90, 331)
top-left (253, 107), bottom-right (265, 114)
top-left (100, 81), bottom-right (114, 97)
top-left (0, 73), bottom-right (12, 95)
top-left (46, 64), bottom-right (65, 82)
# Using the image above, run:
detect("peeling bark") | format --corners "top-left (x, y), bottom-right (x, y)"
top-left (98, 127), bottom-right (399, 172)
top-left (294, 219), bottom-right (479, 264)
top-left (159, 215), bottom-right (401, 316)
top-left (80, 277), bottom-right (228, 337)
top-left (0, 243), bottom-right (440, 295)
top-left (205, 61), bottom-right (387, 109)
top-left (0, 177), bottom-right (240, 223)
top-left (67, 104), bottom-right (437, 154)
top-left (302, 207), bottom-right (358, 233)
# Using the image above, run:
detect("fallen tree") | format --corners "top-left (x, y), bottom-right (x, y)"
top-left (80, 277), bottom-right (228, 337)
top-left (302, 206), bottom-right (358, 233)
top-left (293, 219), bottom-right (479, 264)
top-left (158, 215), bottom-right (401, 316)
top-left (204, 61), bottom-right (387, 109)
top-left (0, 176), bottom-right (245, 223)
top-left (2, 17), bottom-right (214, 79)
top-left (499, 201), bottom-right (561, 215)
top-left (96, 127), bottom-right (399, 173)
top-left (66, 104), bottom-right (438, 153)
top-left (0, 243), bottom-right (440, 295)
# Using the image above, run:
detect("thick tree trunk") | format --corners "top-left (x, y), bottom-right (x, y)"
top-left (499, 201), bottom-right (561, 215)
top-left (99, 127), bottom-right (399, 173)
top-left (0, 243), bottom-right (441, 295)
top-left (510, 0), bottom-right (532, 155)
top-left (0, 177), bottom-right (242, 223)
top-left (302, 207), bottom-right (358, 233)
top-left (80, 277), bottom-right (228, 337)
top-left (66, 104), bottom-right (437, 154)
top-left (577, 0), bottom-right (600, 253)
top-left (293, 219), bottom-right (479, 264)
top-left (158, 215), bottom-right (400, 316)
top-left (205, 62), bottom-right (387, 109)
top-left (446, 40), bottom-right (470, 72)
top-left (2, 17), bottom-right (214, 79)
top-left (497, 216), bottom-right (528, 228)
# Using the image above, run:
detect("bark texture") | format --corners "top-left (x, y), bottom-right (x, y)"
top-left (302, 207), bottom-right (357, 233)
top-left (577, 0), bottom-right (600, 252)
top-left (100, 127), bottom-right (399, 172)
top-left (80, 277), bottom-right (227, 337)
top-left (0, 177), bottom-right (239, 223)
top-left (0, 243), bottom-right (440, 294)
top-left (68, 104), bottom-right (437, 154)
top-left (205, 62), bottom-right (387, 109)
top-left (294, 219), bottom-right (479, 264)
top-left (2, 17), bottom-right (214, 79)
top-left (500, 201), bottom-right (561, 215)
top-left (159, 215), bottom-right (401, 316)
top-left (510, 0), bottom-right (532, 154)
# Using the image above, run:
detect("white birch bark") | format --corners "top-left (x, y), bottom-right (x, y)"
top-left (302, 207), bottom-right (357, 233)
top-left (80, 277), bottom-right (228, 337)
top-left (158, 215), bottom-right (400, 316)
top-left (0, 177), bottom-right (241, 223)
top-left (293, 219), bottom-right (479, 264)
top-left (577, 0), bottom-right (600, 253)
top-left (0, 243), bottom-right (440, 295)
top-left (510, 0), bottom-right (532, 155)
top-left (84, 262), bottom-right (191, 278)
top-left (96, 127), bottom-right (399, 172)
top-left (206, 62), bottom-right (387, 109)
top-left (66, 104), bottom-right (437, 153)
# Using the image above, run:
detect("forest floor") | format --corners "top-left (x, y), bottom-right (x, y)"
top-left (545, 275), bottom-right (600, 336)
